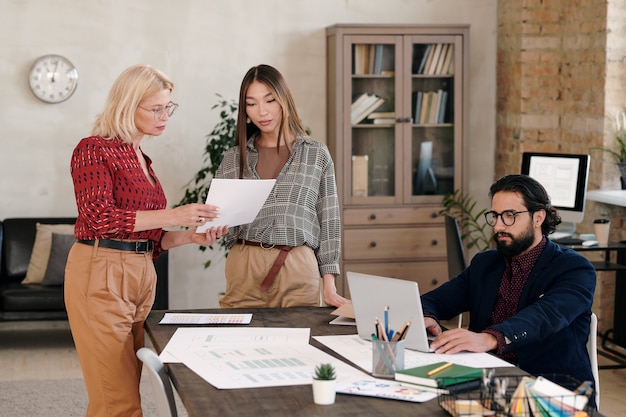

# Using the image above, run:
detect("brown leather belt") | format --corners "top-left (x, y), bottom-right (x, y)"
top-left (237, 239), bottom-right (294, 291)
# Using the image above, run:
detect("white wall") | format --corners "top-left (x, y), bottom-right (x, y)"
top-left (0, 0), bottom-right (497, 308)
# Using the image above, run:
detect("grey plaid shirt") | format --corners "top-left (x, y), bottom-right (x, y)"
top-left (215, 134), bottom-right (341, 277)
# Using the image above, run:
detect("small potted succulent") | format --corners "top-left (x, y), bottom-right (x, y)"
top-left (312, 363), bottom-right (337, 405)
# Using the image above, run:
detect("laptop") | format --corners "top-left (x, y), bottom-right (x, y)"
top-left (347, 271), bottom-right (435, 353)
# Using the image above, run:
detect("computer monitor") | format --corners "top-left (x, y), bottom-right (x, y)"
top-left (520, 152), bottom-right (590, 238)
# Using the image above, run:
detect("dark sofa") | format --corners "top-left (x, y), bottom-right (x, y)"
top-left (0, 217), bottom-right (168, 321)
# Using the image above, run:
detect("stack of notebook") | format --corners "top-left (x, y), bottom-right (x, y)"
top-left (394, 361), bottom-right (483, 394)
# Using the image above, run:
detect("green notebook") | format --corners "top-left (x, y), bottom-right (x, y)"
top-left (394, 362), bottom-right (483, 388)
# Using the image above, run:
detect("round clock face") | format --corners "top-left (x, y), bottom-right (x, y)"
top-left (28, 55), bottom-right (79, 103)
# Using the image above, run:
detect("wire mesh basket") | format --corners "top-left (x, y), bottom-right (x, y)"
top-left (438, 372), bottom-right (596, 417)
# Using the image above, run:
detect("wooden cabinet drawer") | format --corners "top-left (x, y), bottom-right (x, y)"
top-left (343, 227), bottom-right (445, 260)
top-left (343, 207), bottom-right (443, 226)
top-left (342, 261), bottom-right (447, 297)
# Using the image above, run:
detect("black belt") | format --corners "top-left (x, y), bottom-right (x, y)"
top-left (78, 239), bottom-right (154, 253)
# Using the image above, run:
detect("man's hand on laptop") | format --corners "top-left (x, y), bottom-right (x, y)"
top-left (427, 325), bottom-right (498, 354)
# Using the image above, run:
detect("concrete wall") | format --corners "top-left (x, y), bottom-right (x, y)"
top-left (0, 0), bottom-right (497, 308)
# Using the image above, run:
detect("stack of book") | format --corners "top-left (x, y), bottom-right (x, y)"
top-left (414, 89), bottom-right (448, 124)
top-left (351, 93), bottom-right (386, 125)
top-left (367, 111), bottom-right (396, 125)
top-left (394, 361), bottom-right (483, 394)
top-left (415, 43), bottom-right (455, 75)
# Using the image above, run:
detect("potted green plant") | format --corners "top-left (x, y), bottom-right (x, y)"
top-left (177, 94), bottom-right (237, 267)
top-left (439, 189), bottom-right (492, 253)
top-left (591, 107), bottom-right (626, 189)
top-left (312, 363), bottom-right (337, 405)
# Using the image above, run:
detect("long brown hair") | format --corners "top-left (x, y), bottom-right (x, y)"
top-left (235, 64), bottom-right (306, 178)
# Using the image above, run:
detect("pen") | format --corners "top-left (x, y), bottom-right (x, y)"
top-left (376, 317), bottom-right (389, 341)
top-left (391, 321), bottom-right (407, 342)
top-left (426, 362), bottom-right (453, 377)
top-left (384, 306), bottom-right (389, 338)
top-left (398, 320), bottom-right (411, 341)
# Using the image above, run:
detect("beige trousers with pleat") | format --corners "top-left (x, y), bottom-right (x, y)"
top-left (64, 241), bottom-right (156, 417)
top-left (219, 243), bottom-right (321, 308)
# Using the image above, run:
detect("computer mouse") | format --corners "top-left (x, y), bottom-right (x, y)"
top-left (582, 240), bottom-right (599, 247)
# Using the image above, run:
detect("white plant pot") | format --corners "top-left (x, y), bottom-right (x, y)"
top-left (312, 379), bottom-right (336, 405)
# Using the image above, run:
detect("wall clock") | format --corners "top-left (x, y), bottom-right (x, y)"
top-left (28, 54), bottom-right (79, 103)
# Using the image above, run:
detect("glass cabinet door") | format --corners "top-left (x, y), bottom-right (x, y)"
top-left (345, 35), bottom-right (402, 205)
top-left (405, 35), bottom-right (461, 203)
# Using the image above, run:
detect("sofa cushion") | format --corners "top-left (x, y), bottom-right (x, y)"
top-left (22, 223), bottom-right (75, 284)
top-left (41, 233), bottom-right (77, 286)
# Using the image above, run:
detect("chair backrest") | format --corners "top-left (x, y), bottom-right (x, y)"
top-left (136, 347), bottom-right (178, 417)
top-left (444, 214), bottom-right (468, 328)
top-left (587, 312), bottom-right (600, 410)
top-left (444, 214), bottom-right (467, 279)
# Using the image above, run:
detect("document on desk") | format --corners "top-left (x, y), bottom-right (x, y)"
top-left (159, 313), bottom-right (252, 325)
top-left (314, 334), bottom-right (514, 374)
top-left (195, 178), bottom-right (276, 231)
top-left (159, 327), bottom-right (370, 389)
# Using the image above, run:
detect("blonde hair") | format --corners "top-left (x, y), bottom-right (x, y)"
top-left (92, 64), bottom-right (174, 142)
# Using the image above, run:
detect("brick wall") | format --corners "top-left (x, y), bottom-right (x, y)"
top-left (497, 0), bottom-right (626, 332)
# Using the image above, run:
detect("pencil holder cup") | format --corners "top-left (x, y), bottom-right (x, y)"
top-left (372, 340), bottom-right (405, 378)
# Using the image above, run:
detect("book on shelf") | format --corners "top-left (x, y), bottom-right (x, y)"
top-left (429, 90), bottom-right (441, 124)
top-left (394, 362), bottom-right (483, 388)
top-left (437, 90), bottom-right (448, 123)
top-left (441, 44), bottom-right (454, 75)
top-left (434, 44), bottom-right (449, 75)
top-left (414, 91), bottom-right (423, 123)
top-left (367, 111), bottom-right (395, 119)
top-left (351, 94), bottom-right (385, 125)
top-left (426, 43), bottom-right (443, 75)
top-left (422, 91), bottom-right (437, 124)
top-left (419, 91), bottom-right (430, 124)
top-left (352, 155), bottom-right (368, 197)
top-left (416, 44), bottom-right (432, 74)
top-left (422, 44), bottom-right (436, 76)
top-left (373, 44), bottom-right (384, 74)
top-left (351, 92), bottom-right (372, 112)
top-left (372, 118), bottom-right (395, 125)
top-left (354, 44), bottom-right (369, 75)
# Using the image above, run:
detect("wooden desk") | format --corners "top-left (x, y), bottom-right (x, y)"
top-left (145, 307), bottom-right (601, 417)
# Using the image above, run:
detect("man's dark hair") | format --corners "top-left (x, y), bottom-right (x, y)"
top-left (489, 174), bottom-right (562, 235)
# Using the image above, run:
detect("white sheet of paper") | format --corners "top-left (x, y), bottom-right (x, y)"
top-left (159, 313), bottom-right (252, 325)
top-left (158, 327), bottom-right (370, 389)
top-left (314, 334), bottom-right (515, 373)
top-left (196, 178), bottom-right (276, 231)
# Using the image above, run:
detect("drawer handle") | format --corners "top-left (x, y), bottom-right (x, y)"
top-left (431, 212), bottom-right (438, 218)
top-left (431, 239), bottom-right (438, 246)
top-left (370, 241), bottom-right (377, 248)
top-left (370, 213), bottom-right (377, 220)
top-left (431, 278), bottom-right (438, 286)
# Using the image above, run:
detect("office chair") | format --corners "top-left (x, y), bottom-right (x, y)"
top-left (137, 347), bottom-right (179, 417)
top-left (587, 312), bottom-right (600, 410)
top-left (444, 214), bottom-right (467, 328)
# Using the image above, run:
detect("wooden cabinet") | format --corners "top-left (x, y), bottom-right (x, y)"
top-left (326, 24), bottom-right (468, 294)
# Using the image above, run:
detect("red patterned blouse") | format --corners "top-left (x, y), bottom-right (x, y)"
top-left (70, 136), bottom-right (167, 257)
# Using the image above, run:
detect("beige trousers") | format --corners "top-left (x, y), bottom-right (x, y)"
top-left (219, 243), bottom-right (321, 308)
top-left (64, 241), bottom-right (156, 417)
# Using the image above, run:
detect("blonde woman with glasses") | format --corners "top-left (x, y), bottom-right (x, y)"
top-left (66, 64), bottom-right (227, 417)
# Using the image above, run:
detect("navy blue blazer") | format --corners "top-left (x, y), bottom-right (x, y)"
top-left (421, 239), bottom-right (596, 386)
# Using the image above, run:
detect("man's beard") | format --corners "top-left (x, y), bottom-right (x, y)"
top-left (493, 224), bottom-right (535, 258)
